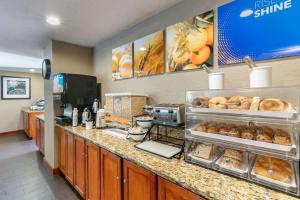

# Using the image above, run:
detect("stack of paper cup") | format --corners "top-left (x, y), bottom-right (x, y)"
top-left (249, 66), bottom-right (272, 88)
top-left (208, 72), bottom-right (224, 90)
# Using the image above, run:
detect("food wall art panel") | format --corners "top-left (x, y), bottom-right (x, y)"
top-left (112, 43), bottom-right (133, 80)
top-left (166, 10), bottom-right (214, 73)
top-left (218, 0), bottom-right (300, 65)
top-left (134, 30), bottom-right (164, 77)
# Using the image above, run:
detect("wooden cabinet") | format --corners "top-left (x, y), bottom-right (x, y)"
top-left (40, 120), bottom-right (45, 154)
top-left (23, 111), bottom-right (29, 135)
top-left (123, 160), bottom-right (156, 200)
top-left (66, 131), bottom-right (74, 184)
top-left (74, 136), bottom-right (86, 198)
top-left (158, 177), bottom-right (204, 200)
top-left (85, 141), bottom-right (101, 200)
top-left (35, 118), bottom-right (40, 149)
top-left (35, 118), bottom-right (45, 155)
top-left (58, 126), bottom-right (67, 175)
top-left (101, 148), bottom-right (122, 200)
top-left (22, 111), bottom-right (44, 138)
top-left (56, 127), bottom-right (206, 200)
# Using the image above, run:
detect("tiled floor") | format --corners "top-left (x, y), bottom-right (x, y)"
top-left (0, 133), bottom-right (81, 200)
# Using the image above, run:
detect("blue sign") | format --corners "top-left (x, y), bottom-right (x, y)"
top-left (218, 0), bottom-right (300, 65)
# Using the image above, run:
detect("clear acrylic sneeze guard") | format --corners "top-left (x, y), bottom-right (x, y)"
top-left (185, 86), bottom-right (300, 196)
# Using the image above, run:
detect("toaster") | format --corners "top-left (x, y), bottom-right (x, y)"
top-left (152, 104), bottom-right (185, 127)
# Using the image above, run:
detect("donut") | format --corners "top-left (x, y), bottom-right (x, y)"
top-left (192, 96), bottom-right (209, 108)
top-left (227, 96), bottom-right (251, 110)
top-left (259, 98), bottom-right (285, 112)
top-left (208, 97), bottom-right (227, 109)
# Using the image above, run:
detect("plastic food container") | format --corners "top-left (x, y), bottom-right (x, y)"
top-left (208, 72), bottom-right (224, 90)
top-left (249, 66), bottom-right (272, 88)
top-left (250, 155), bottom-right (298, 193)
top-left (184, 140), bottom-right (222, 167)
top-left (214, 149), bottom-right (249, 178)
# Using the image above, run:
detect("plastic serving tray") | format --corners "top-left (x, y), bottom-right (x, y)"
top-left (188, 129), bottom-right (297, 158)
top-left (188, 107), bottom-right (297, 120)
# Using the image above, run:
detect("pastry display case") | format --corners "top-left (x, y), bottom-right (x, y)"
top-left (184, 86), bottom-right (300, 196)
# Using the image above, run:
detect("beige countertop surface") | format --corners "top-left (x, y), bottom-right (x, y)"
top-left (57, 125), bottom-right (298, 200)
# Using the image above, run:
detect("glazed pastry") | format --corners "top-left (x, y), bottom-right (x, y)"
top-left (259, 98), bottom-right (285, 112)
top-left (219, 126), bottom-right (230, 135)
top-left (207, 126), bottom-right (219, 134)
top-left (256, 126), bottom-right (274, 143)
top-left (208, 97), bottom-right (228, 109)
top-left (192, 144), bottom-right (213, 160)
top-left (227, 96), bottom-right (252, 110)
top-left (194, 124), bottom-right (207, 132)
top-left (226, 127), bottom-right (241, 138)
top-left (250, 96), bottom-right (261, 111)
top-left (241, 128), bottom-right (256, 140)
top-left (273, 129), bottom-right (292, 146)
top-left (252, 155), bottom-right (292, 183)
top-left (192, 96), bottom-right (209, 108)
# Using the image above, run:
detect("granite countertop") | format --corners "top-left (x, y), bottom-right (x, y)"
top-left (22, 107), bottom-right (44, 113)
top-left (58, 125), bottom-right (298, 200)
top-left (36, 114), bottom-right (44, 121)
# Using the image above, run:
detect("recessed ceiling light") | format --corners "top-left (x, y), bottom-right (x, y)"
top-left (139, 47), bottom-right (147, 51)
top-left (46, 16), bottom-right (61, 25)
top-left (30, 69), bottom-right (35, 73)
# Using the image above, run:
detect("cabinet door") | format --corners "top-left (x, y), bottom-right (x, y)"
top-left (57, 127), bottom-right (67, 175)
top-left (23, 111), bottom-right (29, 135)
top-left (85, 142), bottom-right (101, 200)
top-left (40, 120), bottom-right (45, 155)
top-left (35, 118), bottom-right (40, 149)
top-left (123, 160), bottom-right (156, 200)
top-left (66, 131), bottom-right (74, 184)
top-left (158, 177), bottom-right (204, 200)
top-left (101, 148), bottom-right (122, 200)
top-left (74, 136), bottom-right (86, 198)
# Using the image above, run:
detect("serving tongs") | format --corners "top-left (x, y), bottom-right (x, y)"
top-left (243, 56), bottom-right (257, 69)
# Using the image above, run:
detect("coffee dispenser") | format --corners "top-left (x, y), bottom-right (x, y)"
top-left (53, 73), bottom-right (98, 125)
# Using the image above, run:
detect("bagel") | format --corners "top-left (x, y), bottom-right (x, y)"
top-left (283, 101), bottom-right (293, 112)
top-left (259, 98), bottom-right (285, 112)
top-left (250, 96), bottom-right (261, 111)
top-left (227, 96), bottom-right (251, 110)
top-left (208, 97), bottom-right (227, 109)
top-left (192, 96), bottom-right (209, 108)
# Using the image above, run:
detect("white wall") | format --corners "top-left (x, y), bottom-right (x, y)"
top-left (0, 71), bottom-right (44, 133)
top-left (94, 0), bottom-right (300, 104)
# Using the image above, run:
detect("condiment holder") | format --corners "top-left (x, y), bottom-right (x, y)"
top-left (203, 64), bottom-right (224, 90)
top-left (244, 56), bottom-right (272, 88)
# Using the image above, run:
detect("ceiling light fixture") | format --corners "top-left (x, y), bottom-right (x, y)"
top-left (139, 47), bottom-right (147, 51)
top-left (46, 16), bottom-right (61, 26)
top-left (30, 69), bottom-right (35, 73)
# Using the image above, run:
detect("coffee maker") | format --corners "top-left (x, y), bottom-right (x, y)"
top-left (53, 73), bottom-right (98, 125)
